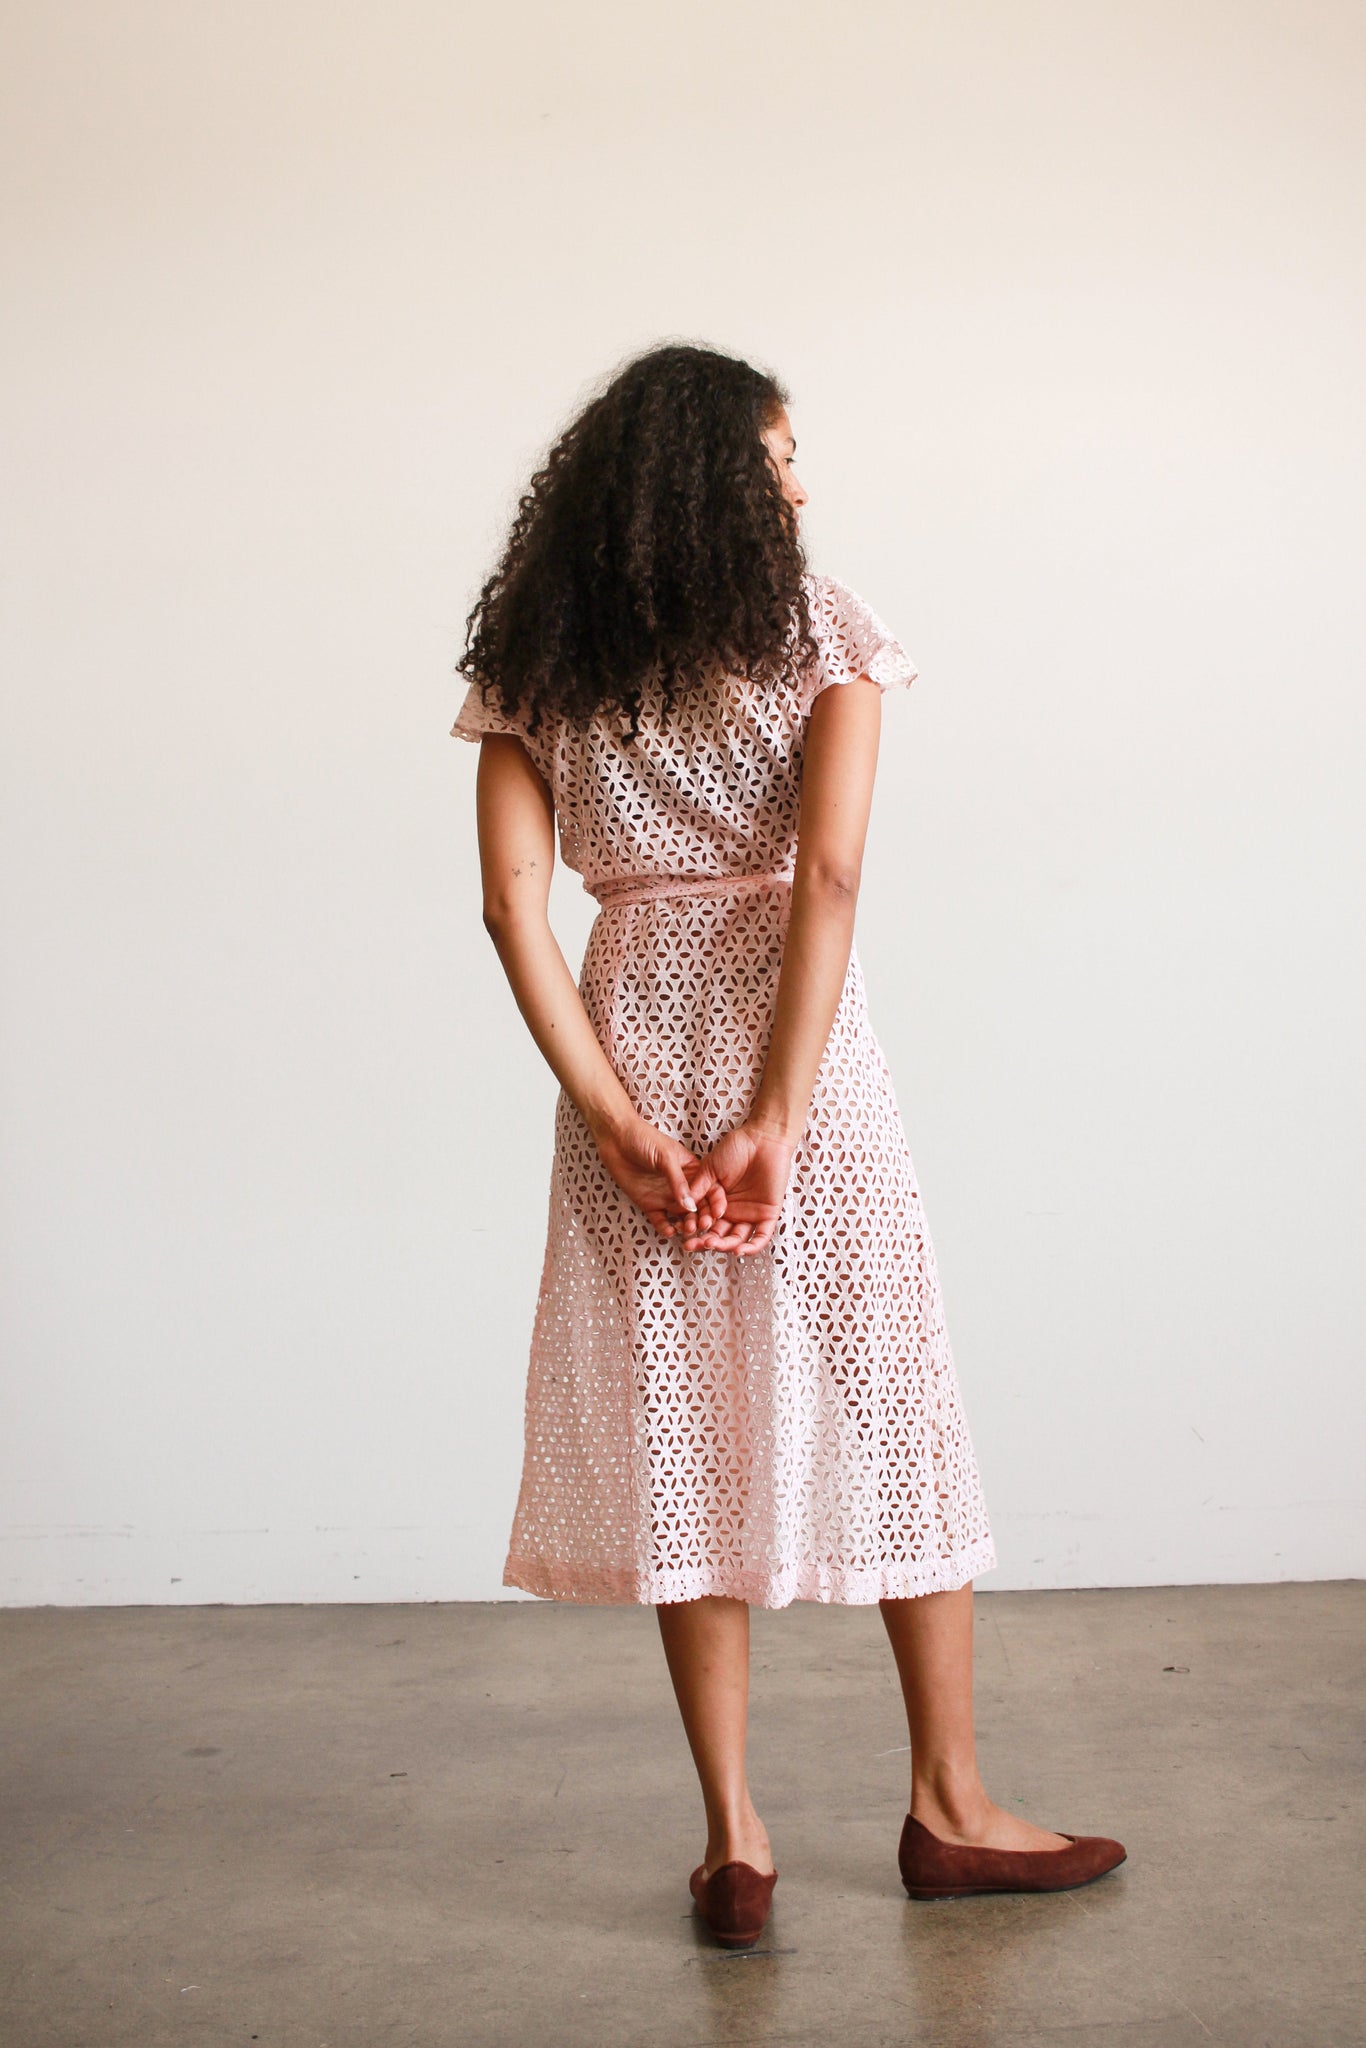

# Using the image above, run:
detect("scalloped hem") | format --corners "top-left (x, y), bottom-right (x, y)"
top-left (501, 1537), bottom-right (997, 1609)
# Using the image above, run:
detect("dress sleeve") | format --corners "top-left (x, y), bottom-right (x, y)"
top-left (449, 676), bottom-right (530, 744)
top-left (449, 678), bottom-right (561, 788)
top-left (804, 575), bottom-right (918, 703)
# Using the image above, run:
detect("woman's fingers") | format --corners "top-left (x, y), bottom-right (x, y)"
top-left (594, 1120), bottom-right (751, 1245)
top-left (645, 1193), bottom-right (723, 1242)
top-left (602, 1119), bottom-right (787, 1246)
top-left (684, 1213), bottom-right (771, 1255)
top-left (666, 1161), bottom-right (698, 1219)
top-left (681, 1162), bottom-right (724, 1231)
top-left (664, 1170), bottom-right (777, 1251)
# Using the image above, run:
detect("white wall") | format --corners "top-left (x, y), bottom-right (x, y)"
top-left (2, 1), bottom-right (1362, 1605)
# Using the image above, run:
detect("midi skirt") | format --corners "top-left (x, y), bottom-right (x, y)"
top-left (501, 874), bottom-right (997, 1608)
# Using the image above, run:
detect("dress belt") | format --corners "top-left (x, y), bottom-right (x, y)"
top-left (590, 869), bottom-right (794, 909)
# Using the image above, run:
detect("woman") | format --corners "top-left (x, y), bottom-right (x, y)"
top-left (449, 342), bottom-right (1125, 1946)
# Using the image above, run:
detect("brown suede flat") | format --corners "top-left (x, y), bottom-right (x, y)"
top-left (688, 1859), bottom-right (778, 1947)
top-left (899, 1814), bottom-right (1127, 1900)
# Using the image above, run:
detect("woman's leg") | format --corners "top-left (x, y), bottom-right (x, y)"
top-left (879, 1584), bottom-right (1068, 1851)
top-left (655, 1595), bottom-right (775, 1877)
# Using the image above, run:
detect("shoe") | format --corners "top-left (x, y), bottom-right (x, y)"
top-left (899, 1814), bottom-right (1126, 1900)
top-left (688, 1859), bottom-right (778, 1947)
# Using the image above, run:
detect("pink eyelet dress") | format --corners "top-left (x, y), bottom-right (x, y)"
top-left (450, 573), bottom-right (996, 1607)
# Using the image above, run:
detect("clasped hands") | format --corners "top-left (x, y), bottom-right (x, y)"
top-left (592, 1111), bottom-right (798, 1258)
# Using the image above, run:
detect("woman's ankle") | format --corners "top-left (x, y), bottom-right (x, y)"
top-left (910, 1763), bottom-right (992, 1840)
top-left (703, 1804), bottom-right (772, 1872)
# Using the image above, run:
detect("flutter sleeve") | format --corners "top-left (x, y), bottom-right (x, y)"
top-left (449, 677), bottom-right (529, 743)
top-left (804, 574), bottom-right (918, 703)
top-left (448, 677), bottom-right (558, 784)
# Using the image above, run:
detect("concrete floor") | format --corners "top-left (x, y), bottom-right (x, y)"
top-left (1, 1584), bottom-right (1362, 2048)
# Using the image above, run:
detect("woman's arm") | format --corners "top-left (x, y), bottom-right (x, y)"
top-left (682, 675), bottom-right (883, 1253)
top-left (472, 734), bottom-right (712, 1236)
top-left (750, 675), bottom-right (883, 1137)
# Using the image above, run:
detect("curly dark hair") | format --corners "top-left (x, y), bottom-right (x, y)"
top-left (456, 341), bottom-right (819, 745)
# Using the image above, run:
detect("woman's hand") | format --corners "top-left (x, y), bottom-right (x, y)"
top-left (592, 1113), bottom-right (726, 1242)
top-left (671, 1120), bottom-right (799, 1256)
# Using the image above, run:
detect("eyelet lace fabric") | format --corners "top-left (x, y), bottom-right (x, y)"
top-left (451, 573), bottom-right (996, 1605)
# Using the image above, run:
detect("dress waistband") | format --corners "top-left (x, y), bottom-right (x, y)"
top-left (590, 869), bottom-right (794, 910)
